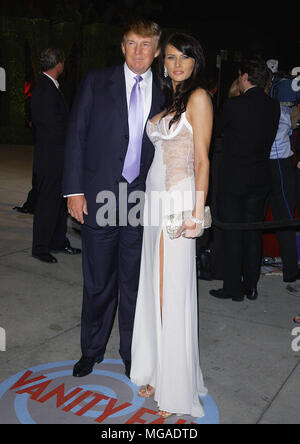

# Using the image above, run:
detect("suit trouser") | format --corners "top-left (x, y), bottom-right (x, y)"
top-left (81, 221), bottom-right (143, 362)
top-left (218, 191), bottom-right (268, 297)
top-left (268, 157), bottom-right (298, 280)
top-left (32, 172), bottom-right (69, 255)
top-left (23, 172), bottom-right (38, 213)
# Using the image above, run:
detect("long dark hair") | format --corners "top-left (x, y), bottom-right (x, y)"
top-left (159, 33), bottom-right (206, 128)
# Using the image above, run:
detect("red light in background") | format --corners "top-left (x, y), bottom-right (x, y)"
top-left (25, 80), bottom-right (33, 98)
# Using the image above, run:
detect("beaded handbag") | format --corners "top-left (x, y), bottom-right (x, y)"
top-left (164, 206), bottom-right (212, 240)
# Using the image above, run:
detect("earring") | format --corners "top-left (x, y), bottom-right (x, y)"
top-left (164, 66), bottom-right (168, 78)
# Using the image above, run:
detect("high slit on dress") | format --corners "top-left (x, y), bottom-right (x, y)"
top-left (130, 112), bottom-right (207, 417)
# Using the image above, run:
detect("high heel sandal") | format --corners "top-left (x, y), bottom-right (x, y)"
top-left (138, 384), bottom-right (155, 398)
top-left (158, 410), bottom-right (174, 418)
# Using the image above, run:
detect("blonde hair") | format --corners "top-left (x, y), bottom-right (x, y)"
top-left (228, 78), bottom-right (241, 98)
top-left (122, 19), bottom-right (162, 45)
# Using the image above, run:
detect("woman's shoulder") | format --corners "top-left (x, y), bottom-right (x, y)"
top-left (186, 88), bottom-right (213, 120)
top-left (188, 88), bottom-right (212, 106)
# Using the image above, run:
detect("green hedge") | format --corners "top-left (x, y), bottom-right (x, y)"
top-left (0, 17), bottom-right (125, 144)
top-left (0, 125), bottom-right (33, 145)
top-left (0, 18), bottom-right (175, 145)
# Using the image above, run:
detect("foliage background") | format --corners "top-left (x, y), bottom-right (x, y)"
top-left (0, 0), bottom-right (298, 145)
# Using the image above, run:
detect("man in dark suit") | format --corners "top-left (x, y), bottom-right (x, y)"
top-left (31, 48), bottom-right (81, 263)
top-left (63, 20), bottom-right (164, 378)
top-left (210, 58), bottom-right (280, 302)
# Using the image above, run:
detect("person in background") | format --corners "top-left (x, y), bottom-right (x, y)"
top-left (13, 95), bottom-right (37, 215)
top-left (228, 78), bottom-right (241, 98)
top-left (210, 58), bottom-right (280, 302)
top-left (31, 47), bottom-right (81, 264)
top-left (267, 68), bottom-right (300, 283)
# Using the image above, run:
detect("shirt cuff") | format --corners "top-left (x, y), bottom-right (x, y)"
top-left (64, 193), bottom-right (85, 197)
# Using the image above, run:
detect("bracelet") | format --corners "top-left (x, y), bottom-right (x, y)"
top-left (190, 216), bottom-right (204, 226)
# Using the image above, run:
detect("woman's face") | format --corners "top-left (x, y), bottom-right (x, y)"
top-left (164, 44), bottom-right (195, 89)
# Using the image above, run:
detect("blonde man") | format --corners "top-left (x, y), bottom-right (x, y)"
top-left (63, 20), bottom-right (164, 378)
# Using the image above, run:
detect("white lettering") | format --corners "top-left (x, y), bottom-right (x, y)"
top-left (145, 429), bottom-right (198, 439)
top-left (101, 428), bottom-right (135, 441)
top-left (96, 191), bottom-right (116, 227)
top-left (0, 67), bottom-right (6, 91)
top-left (291, 327), bottom-right (300, 352)
top-left (0, 327), bottom-right (6, 351)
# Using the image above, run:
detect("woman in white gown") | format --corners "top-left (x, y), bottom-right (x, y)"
top-left (130, 33), bottom-right (213, 418)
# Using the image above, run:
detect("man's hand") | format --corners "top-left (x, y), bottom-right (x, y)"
top-left (67, 195), bottom-right (88, 224)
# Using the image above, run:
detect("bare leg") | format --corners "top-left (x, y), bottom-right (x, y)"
top-left (158, 230), bottom-right (173, 417)
top-left (159, 230), bottom-right (164, 320)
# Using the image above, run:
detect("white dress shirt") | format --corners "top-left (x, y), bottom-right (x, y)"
top-left (43, 72), bottom-right (59, 89)
top-left (65, 63), bottom-right (153, 197)
top-left (123, 62), bottom-right (153, 129)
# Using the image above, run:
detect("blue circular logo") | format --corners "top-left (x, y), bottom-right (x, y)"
top-left (0, 360), bottom-right (219, 424)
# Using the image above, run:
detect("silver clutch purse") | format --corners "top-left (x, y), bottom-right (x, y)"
top-left (164, 206), bottom-right (212, 240)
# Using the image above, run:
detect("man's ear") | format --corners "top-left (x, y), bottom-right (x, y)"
top-left (121, 41), bottom-right (126, 57)
top-left (154, 47), bottom-right (161, 59)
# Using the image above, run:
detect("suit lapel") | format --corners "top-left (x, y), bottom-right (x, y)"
top-left (107, 65), bottom-right (129, 136)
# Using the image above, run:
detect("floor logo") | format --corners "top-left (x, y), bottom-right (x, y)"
top-left (0, 360), bottom-right (219, 424)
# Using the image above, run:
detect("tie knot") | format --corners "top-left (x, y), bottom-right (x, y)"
top-left (134, 75), bottom-right (143, 84)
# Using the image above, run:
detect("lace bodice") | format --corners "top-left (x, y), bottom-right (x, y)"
top-left (146, 112), bottom-right (194, 191)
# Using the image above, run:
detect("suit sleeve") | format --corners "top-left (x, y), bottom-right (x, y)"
top-left (62, 71), bottom-right (95, 196)
top-left (31, 85), bottom-right (66, 147)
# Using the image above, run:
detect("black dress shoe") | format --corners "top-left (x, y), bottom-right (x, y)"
top-left (52, 246), bottom-right (82, 255)
top-left (245, 288), bottom-right (258, 301)
top-left (210, 289), bottom-right (231, 299)
top-left (210, 289), bottom-right (244, 302)
top-left (124, 360), bottom-right (131, 379)
top-left (13, 206), bottom-right (34, 215)
top-left (284, 271), bottom-right (300, 283)
top-left (73, 355), bottom-right (102, 378)
top-left (32, 253), bottom-right (57, 263)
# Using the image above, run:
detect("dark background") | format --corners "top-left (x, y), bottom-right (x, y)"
top-left (1, 0), bottom-right (299, 67)
top-left (0, 0), bottom-right (299, 144)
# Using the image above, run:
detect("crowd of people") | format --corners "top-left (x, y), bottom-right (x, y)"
top-left (209, 60), bottom-right (300, 302)
top-left (13, 19), bottom-right (300, 418)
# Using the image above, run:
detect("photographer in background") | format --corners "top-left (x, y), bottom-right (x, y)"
top-left (267, 61), bottom-right (300, 283)
top-left (295, 116), bottom-right (300, 211)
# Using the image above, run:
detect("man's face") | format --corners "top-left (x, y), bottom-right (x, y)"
top-left (121, 32), bottom-right (160, 75)
top-left (57, 60), bottom-right (65, 76)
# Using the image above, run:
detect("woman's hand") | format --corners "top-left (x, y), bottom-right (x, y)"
top-left (175, 218), bottom-right (203, 239)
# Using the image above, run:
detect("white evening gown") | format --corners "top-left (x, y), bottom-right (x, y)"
top-left (130, 112), bottom-right (207, 418)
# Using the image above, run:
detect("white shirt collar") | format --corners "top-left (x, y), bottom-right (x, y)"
top-left (124, 63), bottom-right (152, 85)
top-left (43, 72), bottom-right (59, 89)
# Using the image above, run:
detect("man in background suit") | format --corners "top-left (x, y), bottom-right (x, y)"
top-left (210, 58), bottom-right (280, 302)
top-left (31, 48), bottom-right (81, 263)
top-left (63, 20), bottom-right (164, 378)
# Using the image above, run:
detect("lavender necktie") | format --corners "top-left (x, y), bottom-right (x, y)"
top-left (122, 75), bottom-right (144, 184)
